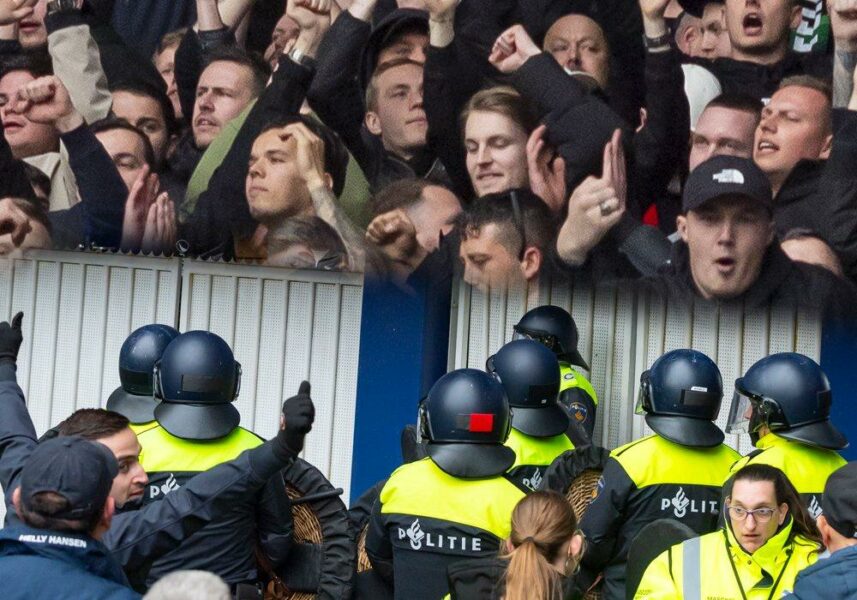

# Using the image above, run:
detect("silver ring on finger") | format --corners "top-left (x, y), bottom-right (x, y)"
top-left (600, 200), bottom-right (612, 216)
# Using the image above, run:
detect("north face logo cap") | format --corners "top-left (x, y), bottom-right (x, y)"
top-left (683, 155), bottom-right (772, 213)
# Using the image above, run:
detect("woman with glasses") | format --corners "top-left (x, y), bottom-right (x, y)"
top-left (634, 463), bottom-right (822, 599)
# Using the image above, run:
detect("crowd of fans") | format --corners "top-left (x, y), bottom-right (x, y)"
top-left (2, 0), bottom-right (857, 597)
top-left (1, 0), bottom-right (857, 312)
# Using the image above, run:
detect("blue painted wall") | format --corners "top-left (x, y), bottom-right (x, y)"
top-left (820, 320), bottom-right (857, 461)
top-left (349, 276), bottom-right (451, 503)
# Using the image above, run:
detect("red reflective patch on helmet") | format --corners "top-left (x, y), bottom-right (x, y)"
top-left (469, 413), bottom-right (494, 432)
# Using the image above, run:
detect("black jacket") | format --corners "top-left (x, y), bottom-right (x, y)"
top-left (0, 121), bottom-right (125, 250)
top-left (772, 109), bottom-right (857, 283)
top-left (308, 10), bottom-right (448, 193)
top-left (50, 124), bottom-right (126, 250)
top-left (0, 362), bottom-right (294, 590)
top-left (636, 240), bottom-right (857, 321)
top-left (511, 51), bottom-right (687, 210)
top-left (704, 51), bottom-right (832, 100)
top-left (445, 557), bottom-right (507, 600)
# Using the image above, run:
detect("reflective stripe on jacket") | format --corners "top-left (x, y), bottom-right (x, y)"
top-left (635, 519), bottom-right (819, 599)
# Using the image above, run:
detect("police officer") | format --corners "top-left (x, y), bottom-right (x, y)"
top-left (106, 324), bottom-right (179, 434)
top-left (726, 352), bottom-right (848, 516)
top-left (138, 330), bottom-right (293, 590)
top-left (514, 305), bottom-right (599, 438)
top-left (579, 349), bottom-right (740, 600)
top-left (487, 339), bottom-right (575, 493)
top-left (635, 464), bottom-right (822, 599)
top-left (365, 369), bottom-right (526, 600)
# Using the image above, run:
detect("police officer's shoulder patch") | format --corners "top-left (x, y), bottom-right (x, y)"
top-left (569, 402), bottom-right (588, 424)
top-left (592, 475), bottom-right (605, 501)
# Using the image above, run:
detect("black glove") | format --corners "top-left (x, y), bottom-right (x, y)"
top-left (274, 381), bottom-right (315, 461)
top-left (0, 312), bottom-right (23, 365)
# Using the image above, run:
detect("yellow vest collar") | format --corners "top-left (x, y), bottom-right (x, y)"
top-left (725, 515), bottom-right (795, 574)
top-left (755, 433), bottom-right (787, 450)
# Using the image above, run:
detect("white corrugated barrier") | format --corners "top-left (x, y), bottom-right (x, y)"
top-left (0, 251), bottom-right (824, 523)
top-left (0, 251), bottom-right (363, 515)
top-left (449, 278), bottom-right (822, 453)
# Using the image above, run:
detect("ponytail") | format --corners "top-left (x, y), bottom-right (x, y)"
top-left (502, 491), bottom-right (579, 600)
top-left (504, 537), bottom-right (563, 600)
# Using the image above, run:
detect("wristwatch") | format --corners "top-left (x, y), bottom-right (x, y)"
top-left (288, 47), bottom-right (317, 70)
top-left (643, 32), bottom-right (672, 50)
top-left (46, 0), bottom-right (78, 15)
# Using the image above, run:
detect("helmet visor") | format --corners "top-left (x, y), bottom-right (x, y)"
top-left (635, 384), bottom-right (646, 416)
top-left (512, 327), bottom-right (560, 354)
top-left (635, 371), bottom-right (650, 416)
top-left (726, 390), bottom-right (754, 433)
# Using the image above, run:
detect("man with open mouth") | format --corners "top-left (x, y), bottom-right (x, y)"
top-left (691, 0), bottom-right (829, 101)
top-left (637, 154), bottom-right (857, 317)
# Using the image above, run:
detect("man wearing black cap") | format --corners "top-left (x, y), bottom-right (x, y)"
top-left (578, 349), bottom-right (739, 600)
top-left (0, 313), bottom-right (316, 591)
top-left (366, 369), bottom-right (525, 600)
top-left (788, 462), bottom-right (857, 599)
top-left (0, 436), bottom-right (138, 599)
top-left (638, 154), bottom-right (857, 315)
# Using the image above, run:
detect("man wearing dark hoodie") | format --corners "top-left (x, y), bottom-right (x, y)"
top-left (307, 0), bottom-right (448, 192)
top-left (637, 155), bottom-right (857, 319)
top-left (753, 75), bottom-right (857, 282)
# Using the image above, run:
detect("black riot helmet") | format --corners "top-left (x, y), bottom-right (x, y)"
top-left (727, 353), bottom-right (848, 450)
top-left (153, 331), bottom-right (242, 441)
top-left (419, 369), bottom-right (515, 479)
top-left (513, 305), bottom-right (589, 370)
top-left (636, 349), bottom-right (725, 448)
top-left (106, 324), bottom-right (179, 423)
top-left (487, 339), bottom-right (569, 438)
